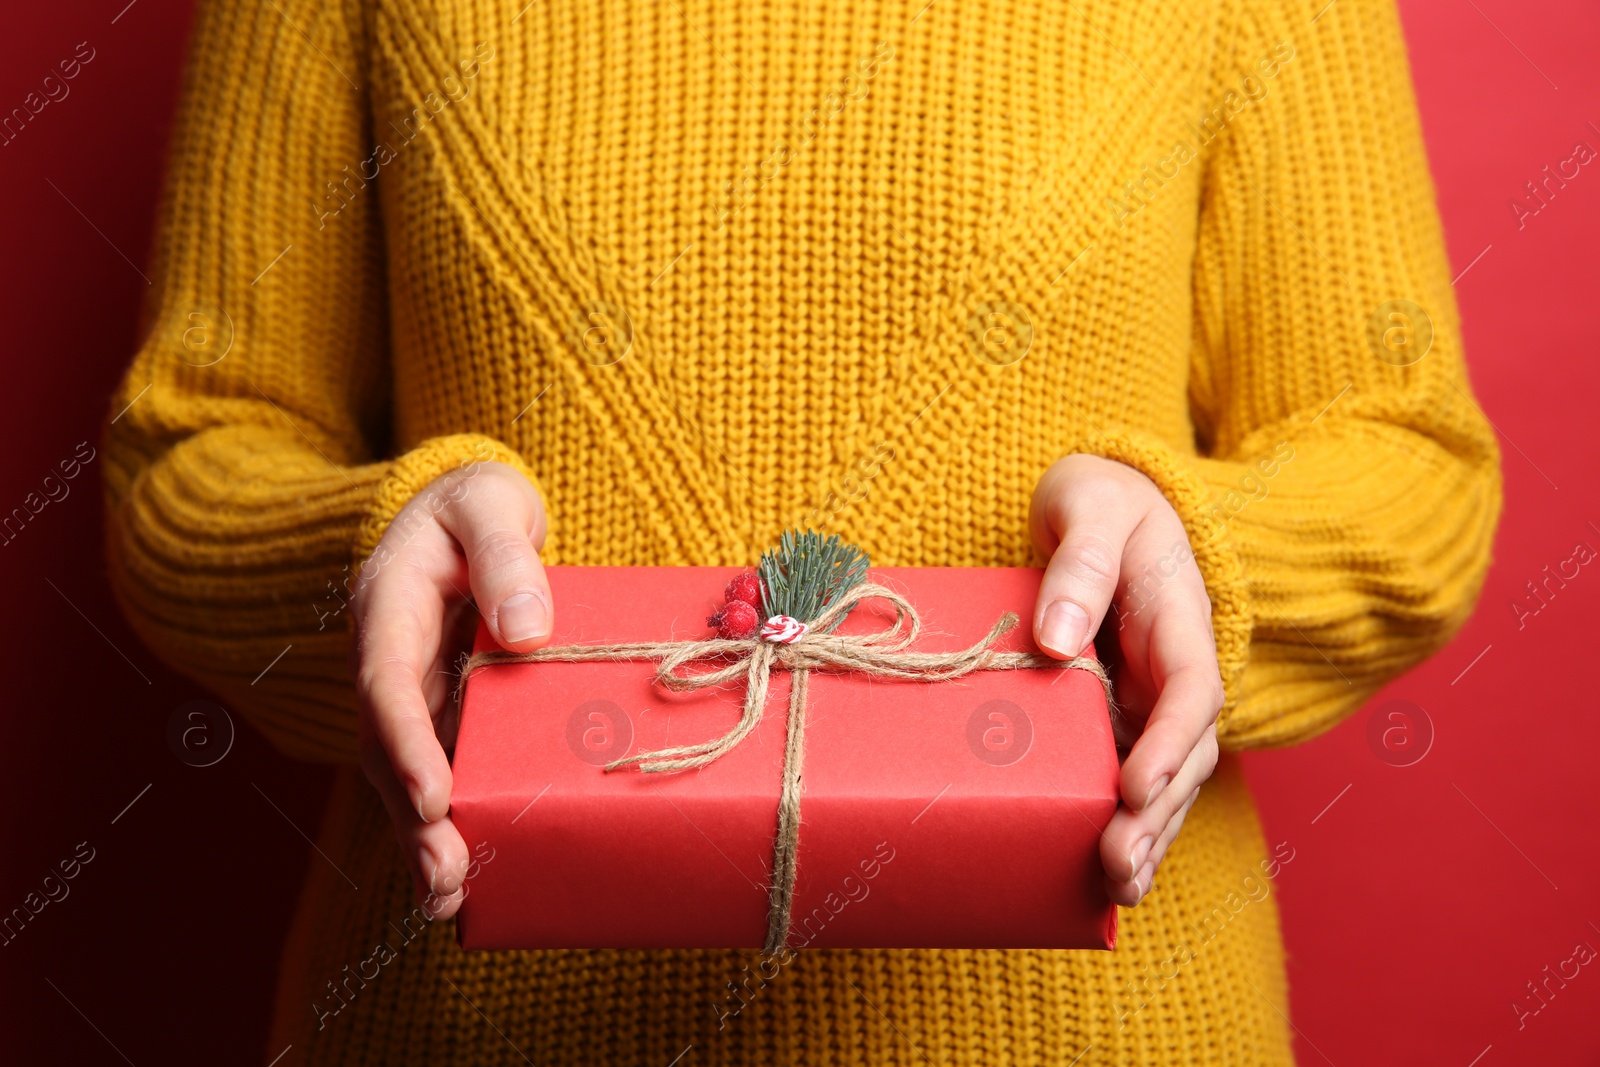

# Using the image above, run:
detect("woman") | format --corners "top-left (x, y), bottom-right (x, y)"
top-left (105, 0), bottom-right (1500, 1062)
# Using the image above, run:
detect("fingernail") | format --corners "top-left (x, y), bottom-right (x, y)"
top-left (1129, 834), bottom-right (1154, 877)
top-left (1134, 860), bottom-right (1155, 901)
top-left (498, 590), bottom-right (550, 643)
top-left (1040, 600), bottom-right (1090, 656)
top-left (1143, 774), bottom-right (1170, 811)
top-left (419, 844), bottom-right (441, 892)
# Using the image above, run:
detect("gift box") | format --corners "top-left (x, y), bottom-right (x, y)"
top-left (451, 563), bottom-right (1119, 951)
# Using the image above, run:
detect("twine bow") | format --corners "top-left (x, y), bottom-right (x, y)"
top-left (457, 580), bottom-right (1113, 954)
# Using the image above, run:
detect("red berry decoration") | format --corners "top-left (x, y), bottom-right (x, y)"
top-left (724, 571), bottom-right (763, 608)
top-left (708, 599), bottom-right (760, 640)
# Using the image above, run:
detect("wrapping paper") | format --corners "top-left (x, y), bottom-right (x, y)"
top-left (451, 566), bottom-right (1119, 950)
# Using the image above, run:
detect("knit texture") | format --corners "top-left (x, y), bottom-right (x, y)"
top-left (103, 0), bottom-right (1501, 1062)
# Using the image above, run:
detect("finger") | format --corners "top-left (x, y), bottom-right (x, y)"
top-left (436, 463), bottom-right (553, 653)
top-left (427, 595), bottom-right (482, 755)
top-left (1143, 785), bottom-right (1200, 880)
top-left (1101, 722), bottom-right (1218, 884)
top-left (1030, 477), bottom-right (1145, 659)
top-left (1105, 786), bottom-right (1199, 907)
top-left (355, 554), bottom-right (455, 822)
top-left (1118, 598), bottom-right (1225, 815)
top-left (360, 737), bottom-right (472, 917)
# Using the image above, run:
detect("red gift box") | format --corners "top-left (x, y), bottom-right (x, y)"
top-left (451, 566), bottom-right (1119, 951)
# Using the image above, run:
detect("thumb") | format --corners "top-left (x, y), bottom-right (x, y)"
top-left (436, 463), bottom-right (553, 652)
top-left (1030, 484), bottom-right (1142, 660)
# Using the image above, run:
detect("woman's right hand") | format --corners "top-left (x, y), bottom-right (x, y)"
top-left (350, 461), bottom-right (552, 918)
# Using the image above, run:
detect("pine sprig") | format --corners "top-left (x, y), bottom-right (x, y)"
top-left (758, 530), bottom-right (870, 630)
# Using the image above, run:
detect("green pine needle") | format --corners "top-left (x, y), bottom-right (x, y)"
top-left (757, 529), bottom-right (870, 629)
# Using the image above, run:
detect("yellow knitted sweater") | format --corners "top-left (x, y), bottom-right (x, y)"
top-left (104, 0), bottom-right (1500, 1061)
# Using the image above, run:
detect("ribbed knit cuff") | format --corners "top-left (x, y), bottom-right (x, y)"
top-left (1065, 429), bottom-right (1254, 723)
top-left (352, 432), bottom-right (543, 577)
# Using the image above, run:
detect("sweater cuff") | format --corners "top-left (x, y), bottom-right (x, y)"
top-left (352, 433), bottom-right (542, 576)
top-left (1066, 429), bottom-right (1254, 723)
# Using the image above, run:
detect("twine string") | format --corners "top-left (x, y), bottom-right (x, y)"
top-left (456, 580), bottom-right (1113, 954)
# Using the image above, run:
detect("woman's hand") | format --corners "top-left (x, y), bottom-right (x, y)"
top-left (350, 462), bottom-right (553, 918)
top-left (1029, 454), bottom-right (1223, 908)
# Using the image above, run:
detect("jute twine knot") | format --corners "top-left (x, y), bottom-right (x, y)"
top-left (457, 580), bottom-right (1113, 954)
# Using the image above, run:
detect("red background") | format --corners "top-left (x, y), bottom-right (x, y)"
top-left (1, 1), bottom-right (1595, 1064)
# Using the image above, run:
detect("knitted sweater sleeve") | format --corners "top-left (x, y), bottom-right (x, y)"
top-left (1081, 0), bottom-right (1503, 750)
top-left (101, 0), bottom-right (537, 763)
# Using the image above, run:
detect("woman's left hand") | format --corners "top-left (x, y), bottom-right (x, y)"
top-left (1029, 454), bottom-right (1224, 907)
